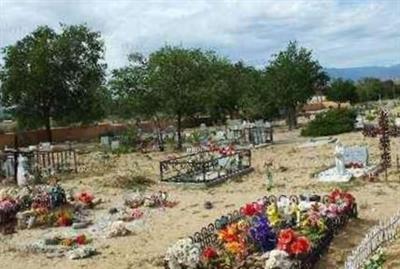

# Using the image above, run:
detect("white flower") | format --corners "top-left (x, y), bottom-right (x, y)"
top-left (165, 238), bottom-right (201, 269)
top-left (265, 250), bottom-right (293, 269)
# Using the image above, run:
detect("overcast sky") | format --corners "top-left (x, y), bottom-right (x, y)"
top-left (0, 0), bottom-right (399, 70)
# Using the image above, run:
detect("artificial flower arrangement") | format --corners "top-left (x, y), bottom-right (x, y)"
top-left (125, 191), bottom-right (178, 209)
top-left (165, 189), bottom-right (357, 269)
top-left (0, 198), bottom-right (19, 224)
top-left (45, 234), bottom-right (91, 247)
top-left (345, 161), bottom-right (364, 169)
top-left (76, 191), bottom-right (95, 205)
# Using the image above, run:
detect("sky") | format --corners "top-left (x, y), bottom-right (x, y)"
top-left (0, 0), bottom-right (399, 70)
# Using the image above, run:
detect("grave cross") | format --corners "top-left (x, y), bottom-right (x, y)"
top-left (362, 109), bottom-right (392, 180)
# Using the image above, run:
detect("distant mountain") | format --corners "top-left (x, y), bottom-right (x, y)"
top-left (325, 64), bottom-right (400, 81)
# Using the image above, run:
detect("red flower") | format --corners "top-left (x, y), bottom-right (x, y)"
top-left (76, 234), bottom-right (87, 245)
top-left (329, 189), bottom-right (342, 202)
top-left (77, 192), bottom-right (94, 204)
top-left (278, 228), bottom-right (295, 245)
top-left (202, 247), bottom-right (218, 260)
top-left (240, 203), bottom-right (262, 216)
top-left (289, 236), bottom-right (311, 255)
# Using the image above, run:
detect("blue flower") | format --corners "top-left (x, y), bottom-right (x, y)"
top-left (249, 215), bottom-right (276, 252)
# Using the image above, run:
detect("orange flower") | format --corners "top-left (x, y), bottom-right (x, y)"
top-left (218, 226), bottom-right (239, 243)
top-left (278, 228), bottom-right (295, 245)
top-left (225, 241), bottom-right (245, 255)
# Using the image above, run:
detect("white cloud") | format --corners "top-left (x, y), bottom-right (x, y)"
top-left (0, 0), bottom-right (399, 69)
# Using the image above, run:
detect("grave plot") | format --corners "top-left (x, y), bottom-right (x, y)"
top-left (164, 189), bottom-right (358, 269)
top-left (227, 120), bottom-right (273, 148)
top-left (317, 141), bottom-right (378, 182)
top-left (160, 148), bottom-right (253, 185)
top-left (0, 184), bottom-right (98, 234)
top-left (0, 145), bottom-right (78, 184)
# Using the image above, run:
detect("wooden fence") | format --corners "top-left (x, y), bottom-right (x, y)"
top-left (344, 210), bottom-right (400, 269)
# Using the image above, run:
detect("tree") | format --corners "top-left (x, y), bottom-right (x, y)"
top-left (240, 66), bottom-right (279, 120)
top-left (108, 53), bottom-right (156, 120)
top-left (356, 77), bottom-right (382, 102)
top-left (146, 46), bottom-right (213, 149)
top-left (265, 41), bottom-right (328, 129)
top-left (326, 78), bottom-right (358, 106)
top-left (0, 24), bottom-right (107, 142)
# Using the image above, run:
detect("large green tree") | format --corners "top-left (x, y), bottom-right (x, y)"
top-left (326, 78), bottom-right (358, 106)
top-left (108, 53), bottom-right (156, 119)
top-left (0, 24), bottom-right (107, 142)
top-left (146, 46), bottom-right (213, 149)
top-left (265, 41), bottom-right (328, 129)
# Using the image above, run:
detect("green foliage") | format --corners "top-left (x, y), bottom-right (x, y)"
top-left (326, 78), bottom-right (358, 104)
top-left (356, 78), bottom-right (383, 102)
top-left (301, 108), bottom-right (357, 137)
top-left (0, 24), bottom-right (107, 141)
top-left (265, 41), bottom-right (328, 129)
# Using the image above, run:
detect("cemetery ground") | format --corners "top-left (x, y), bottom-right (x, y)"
top-left (0, 127), bottom-right (399, 269)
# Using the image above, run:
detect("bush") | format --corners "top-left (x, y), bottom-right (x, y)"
top-left (301, 108), bottom-right (357, 137)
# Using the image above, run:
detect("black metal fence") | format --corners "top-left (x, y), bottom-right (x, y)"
top-left (229, 126), bottom-right (273, 146)
top-left (0, 148), bottom-right (78, 182)
top-left (160, 150), bottom-right (253, 185)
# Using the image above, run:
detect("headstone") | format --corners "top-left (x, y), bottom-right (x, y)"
top-left (255, 120), bottom-right (264, 127)
top-left (111, 140), bottom-right (120, 150)
top-left (227, 119), bottom-right (241, 127)
top-left (343, 146), bottom-right (369, 166)
top-left (100, 136), bottom-right (110, 147)
top-left (199, 123), bottom-right (209, 144)
top-left (355, 115), bottom-right (364, 129)
top-left (17, 154), bottom-right (30, 186)
top-left (39, 142), bottom-right (51, 151)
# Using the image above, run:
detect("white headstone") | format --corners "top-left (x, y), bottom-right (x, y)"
top-left (40, 142), bottom-right (51, 151)
top-left (111, 140), bottom-right (120, 150)
top-left (100, 136), bottom-right (110, 146)
top-left (343, 146), bottom-right (369, 166)
top-left (17, 154), bottom-right (30, 186)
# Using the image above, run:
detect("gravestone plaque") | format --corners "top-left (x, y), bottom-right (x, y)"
top-left (111, 140), bottom-right (120, 150)
top-left (343, 146), bottom-right (369, 165)
top-left (100, 136), bottom-right (110, 147)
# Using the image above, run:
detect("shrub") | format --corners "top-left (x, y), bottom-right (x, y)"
top-left (301, 108), bottom-right (357, 137)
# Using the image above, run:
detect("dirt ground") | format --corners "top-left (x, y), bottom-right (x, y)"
top-left (0, 128), bottom-right (399, 269)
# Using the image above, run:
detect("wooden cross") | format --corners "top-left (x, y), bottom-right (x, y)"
top-left (362, 109), bottom-right (395, 180)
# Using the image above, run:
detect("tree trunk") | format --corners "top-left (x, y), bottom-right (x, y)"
top-left (177, 113), bottom-right (182, 150)
top-left (45, 116), bottom-right (52, 143)
top-left (287, 106), bottom-right (297, 130)
top-left (338, 103), bottom-right (341, 109)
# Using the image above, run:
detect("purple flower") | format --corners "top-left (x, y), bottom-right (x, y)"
top-left (249, 215), bottom-right (276, 252)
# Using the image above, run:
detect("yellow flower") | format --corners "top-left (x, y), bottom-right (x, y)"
top-left (266, 204), bottom-right (281, 227)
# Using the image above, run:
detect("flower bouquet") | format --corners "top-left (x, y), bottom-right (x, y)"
top-left (164, 189), bottom-right (357, 269)
top-left (0, 198), bottom-right (19, 224)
